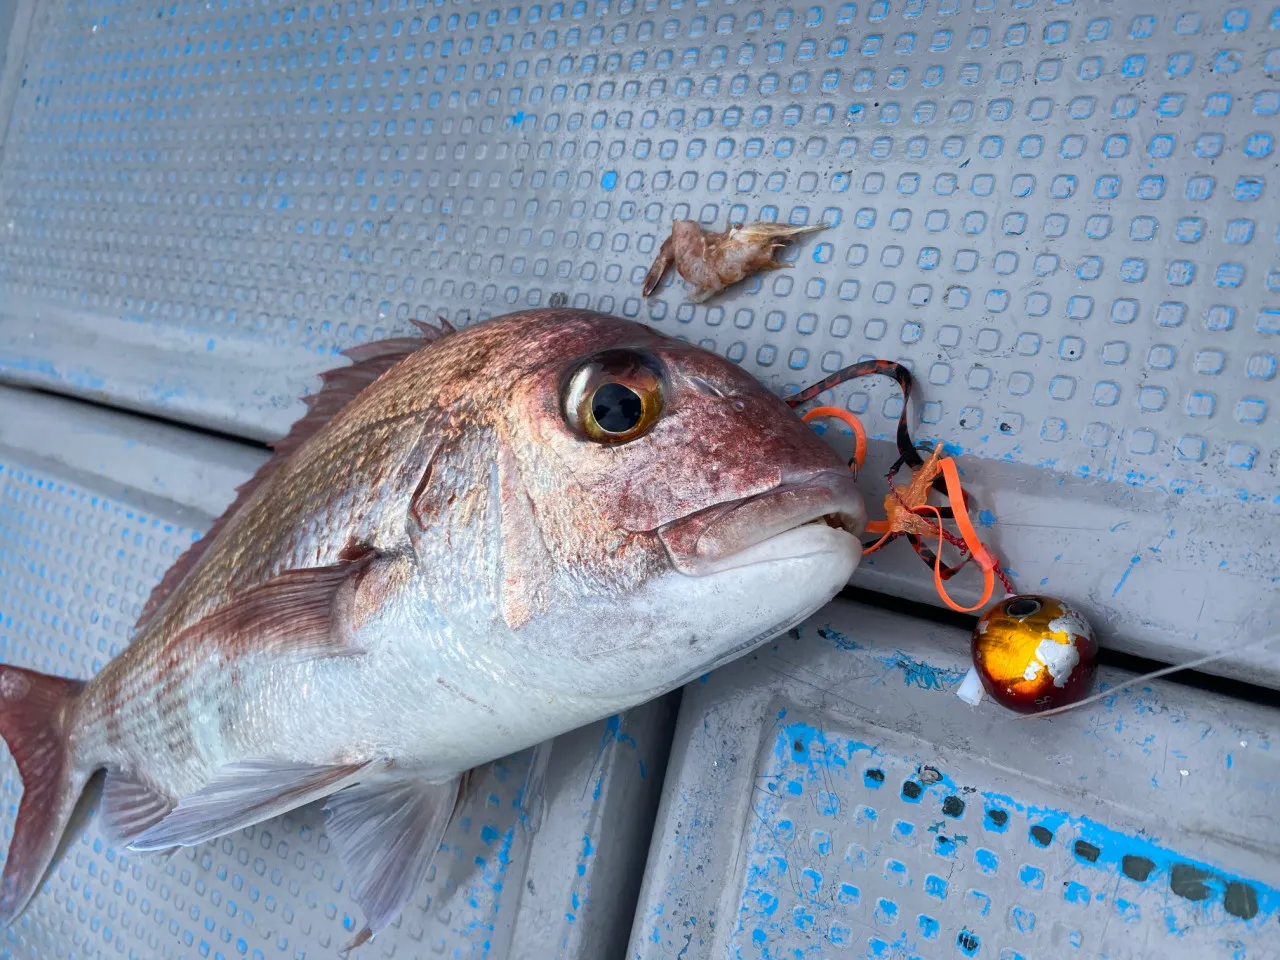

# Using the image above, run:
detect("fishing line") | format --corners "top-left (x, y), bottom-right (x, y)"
top-left (1011, 634), bottom-right (1279, 721)
top-left (790, 363), bottom-right (1279, 719)
top-left (788, 360), bottom-right (1014, 611)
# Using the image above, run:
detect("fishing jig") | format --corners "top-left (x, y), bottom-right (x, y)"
top-left (788, 360), bottom-right (1280, 720)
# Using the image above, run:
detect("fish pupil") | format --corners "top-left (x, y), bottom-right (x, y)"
top-left (592, 382), bottom-right (644, 433)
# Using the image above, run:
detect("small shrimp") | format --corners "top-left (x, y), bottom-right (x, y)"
top-left (642, 219), bottom-right (829, 303)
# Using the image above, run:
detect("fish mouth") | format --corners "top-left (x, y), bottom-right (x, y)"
top-left (658, 468), bottom-right (867, 576)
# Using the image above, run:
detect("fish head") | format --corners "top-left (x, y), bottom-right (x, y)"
top-left (408, 310), bottom-right (865, 701)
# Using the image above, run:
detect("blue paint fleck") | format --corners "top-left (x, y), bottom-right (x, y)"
top-left (1111, 552), bottom-right (1141, 599)
top-left (977, 509), bottom-right (997, 526)
top-left (791, 902), bottom-right (816, 930)
top-left (0, 355), bottom-right (106, 391)
top-left (974, 848), bottom-right (999, 874)
top-left (816, 790), bottom-right (839, 816)
top-left (1064, 881), bottom-right (1091, 904)
top-left (964, 889), bottom-right (992, 917)
top-left (984, 808), bottom-right (1009, 833)
top-left (1019, 865), bottom-right (1045, 890)
top-left (591, 712), bottom-right (636, 799)
top-left (600, 170), bottom-right (617, 190)
top-left (879, 653), bottom-right (967, 691)
top-left (874, 897), bottom-right (899, 924)
top-left (817, 624), bottom-right (858, 651)
top-left (924, 874), bottom-right (948, 900)
top-left (884, 859), bottom-right (908, 885)
top-left (800, 868), bottom-right (822, 898)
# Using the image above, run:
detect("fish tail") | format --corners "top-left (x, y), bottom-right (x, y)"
top-left (0, 665), bottom-right (89, 927)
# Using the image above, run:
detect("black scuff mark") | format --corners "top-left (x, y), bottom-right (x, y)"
top-left (1224, 882), bottom-right (1258, 920)
top-left (1122, 855), bottom-right (1154, 882)
top-left (1169, 863), bottom-right (1214, 902)
top-left (1074, 840), bottom-right (1101, 863)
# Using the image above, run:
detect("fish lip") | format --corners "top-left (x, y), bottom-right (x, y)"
top-left (658, 468), bottom-right (867, 576)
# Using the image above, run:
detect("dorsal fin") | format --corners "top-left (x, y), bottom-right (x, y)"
top-left (134, 319), bottom-right (455, 632)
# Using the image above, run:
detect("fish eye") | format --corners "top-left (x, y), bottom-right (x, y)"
top-left (563, 349), bottom-right (665, 444)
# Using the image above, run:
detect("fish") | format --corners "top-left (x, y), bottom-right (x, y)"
top-left (0, 308), bottom-right (866, 944)
top-left (643, 219), bottom-right (829, 303)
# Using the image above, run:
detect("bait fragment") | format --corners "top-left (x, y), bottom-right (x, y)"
top-left (642, 219), bottom-right (828, 303)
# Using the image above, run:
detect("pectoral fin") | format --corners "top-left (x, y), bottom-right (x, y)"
top-left (323, 770), bottom-right (464, 950)
top-left (172, 551), bottom-right (377, 662)
top-left (129, 759), bottom-right (379, 852)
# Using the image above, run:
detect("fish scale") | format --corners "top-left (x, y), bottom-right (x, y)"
top-left (163, 412), bottom-right (430, 630)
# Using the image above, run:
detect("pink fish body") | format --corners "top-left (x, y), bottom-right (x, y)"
top-left (0, 309), bottom-right (865, 942)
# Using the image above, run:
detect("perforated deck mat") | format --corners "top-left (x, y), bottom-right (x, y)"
top-left (1, 0), bottom-right (1276, 682)
top-left (628, 600), bottom-right (1280, 959)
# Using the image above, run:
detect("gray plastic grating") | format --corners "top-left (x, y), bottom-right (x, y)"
top-left (0, 0), bottom-right (1276, 490)
top-left (627, 600), bottom-right (1280, 959)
